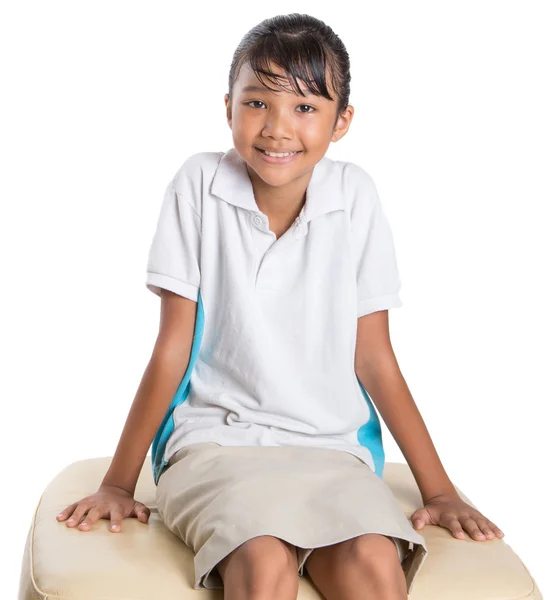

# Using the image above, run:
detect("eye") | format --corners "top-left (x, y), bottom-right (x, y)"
top-left (245, 101), bottom-right (316, 113)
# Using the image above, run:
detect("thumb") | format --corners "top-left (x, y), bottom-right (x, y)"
top-left (134, 502), bottom-right (150, 523)
top-left (411, 509), bottom-right (428, 530)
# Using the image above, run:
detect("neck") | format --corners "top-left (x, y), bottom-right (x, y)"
top-left (246, 165), bottom-right (312, 221)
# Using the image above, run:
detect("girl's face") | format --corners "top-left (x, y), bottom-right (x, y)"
top-left (225, 61), bottom-right (353, 189)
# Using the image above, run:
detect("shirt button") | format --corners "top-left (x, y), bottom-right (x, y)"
top-left (253, 215), bottom-right (263, 226)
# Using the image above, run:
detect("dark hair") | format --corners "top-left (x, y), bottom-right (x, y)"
top-left (227, 13), bottom-right (351, 120)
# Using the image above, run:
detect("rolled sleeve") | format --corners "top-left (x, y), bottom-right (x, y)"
top-left (145, 182), bottom-right (201, 302)
top-left (352, 171), bottom-right (402, 318)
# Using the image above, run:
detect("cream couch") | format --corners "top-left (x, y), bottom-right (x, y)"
top-left (18, 456), bottom-right (543, 599)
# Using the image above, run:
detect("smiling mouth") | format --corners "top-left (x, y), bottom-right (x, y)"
top-left (255, 147), bottom-right (303, 156)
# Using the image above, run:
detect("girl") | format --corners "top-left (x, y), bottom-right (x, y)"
top-left (56, 13), bottom-right (505, 600)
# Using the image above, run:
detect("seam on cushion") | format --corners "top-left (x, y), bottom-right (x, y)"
top-left (28, 490), bottom-right (47, 599)
top-left (508, 554), bottom-right (537, 600)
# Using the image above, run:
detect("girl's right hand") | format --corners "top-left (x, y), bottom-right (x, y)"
top-left (55, 484), bottom-right (151, 532)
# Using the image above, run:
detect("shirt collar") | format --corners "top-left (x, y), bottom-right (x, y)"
top-left (210, 147), bottom-right (346, 231)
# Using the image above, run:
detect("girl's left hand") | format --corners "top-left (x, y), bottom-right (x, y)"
top-left (410, 492), bottom-right (505, 541)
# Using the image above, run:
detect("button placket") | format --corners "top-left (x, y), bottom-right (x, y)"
top-left (251, 212), bottom-right (271, 289)
top-left (250, 210), bottom-right (306, 290)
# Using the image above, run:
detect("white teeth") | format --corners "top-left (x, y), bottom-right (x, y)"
top-left (262, 149), bottom-right (297, 157)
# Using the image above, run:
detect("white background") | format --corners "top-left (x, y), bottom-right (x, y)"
top-left (2, 1), bottom-right (547, 596)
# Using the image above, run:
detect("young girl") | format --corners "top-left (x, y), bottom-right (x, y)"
top-left (56, 13), bottom-right (505, 600)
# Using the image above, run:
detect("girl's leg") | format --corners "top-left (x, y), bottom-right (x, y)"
top-left (305, 533), bottom-right (408, 600)
top-left (216, 535), bottom-right (300, 600)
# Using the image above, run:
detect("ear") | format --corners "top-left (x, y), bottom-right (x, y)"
top-left (224, 93), bottom-right (232, 129)
top-left (331, 105), bottom-right (354, 143)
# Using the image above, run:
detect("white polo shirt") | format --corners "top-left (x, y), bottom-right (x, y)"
top-left (146, 147), bottom-right (402, 485)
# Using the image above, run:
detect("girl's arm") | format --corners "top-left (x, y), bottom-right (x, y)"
top-left (101, 290), bottom-right (198, 496)
top-left (354, 309), bottom-right (457, 503)
top-left (355, 309), bottom-right (505, 542)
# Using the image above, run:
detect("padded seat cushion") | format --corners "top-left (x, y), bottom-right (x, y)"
top-left (19, 456), bottom-right (542, 599)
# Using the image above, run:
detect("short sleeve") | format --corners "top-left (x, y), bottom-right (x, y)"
top-left (352, 171), bottom-right (402, 318)
top-left (145, 182), bottom-right (201, 302)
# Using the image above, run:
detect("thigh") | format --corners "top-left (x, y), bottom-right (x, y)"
top-left (217, 535), bottom-right (299, 582)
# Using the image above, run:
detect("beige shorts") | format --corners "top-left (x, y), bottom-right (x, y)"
top-left (156, 442), bottom-right (428, 594)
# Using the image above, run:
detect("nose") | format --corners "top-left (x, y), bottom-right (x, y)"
top-left (261, 107), bottom-right (294, 140)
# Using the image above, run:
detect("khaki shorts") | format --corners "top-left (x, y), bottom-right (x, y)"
top-left (156, 442), bottom-right (428, 594)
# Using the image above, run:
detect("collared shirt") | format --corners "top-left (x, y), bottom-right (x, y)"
top-left (146, 147), bottom-right (402, 485)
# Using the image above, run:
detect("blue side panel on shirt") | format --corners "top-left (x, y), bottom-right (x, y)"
top-left (151, 290), bottom-right (205, 486)
top-left (356, 378), bottom-right (385, 479)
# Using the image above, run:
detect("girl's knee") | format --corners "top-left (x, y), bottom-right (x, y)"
top-left (217, 535), bottom-right (298, 584)
top-left (241, 535), bottom-right (299, 571)
top-left (349, 533), bottom-right (402, 571)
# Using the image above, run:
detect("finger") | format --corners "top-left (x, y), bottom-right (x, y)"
top-left (66, 505), bottom-right (90, 527)
top-left (411, 509), bottom-right (429, 529)
top-left (487, 520), bottom-right (505, 538)
top-left (78, 506), bottom-right (102, 531)
top-left (475, 517), bottom-right (496, 539)
top-left (56, 503), bottom-right (78, 521)
top-left (443, 515), bottom-right (467, 539)
top-left (109, 506), bottom-right (124, 532)
top-left (135, 503), bottom-right (151, 523)
top-left (461, 516), bottom-right (486, 539)
top-left (129, 500), bottom-right (146, 522)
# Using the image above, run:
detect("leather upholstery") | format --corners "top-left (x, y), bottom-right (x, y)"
top-left (18, 456), bottom-right (543, 599)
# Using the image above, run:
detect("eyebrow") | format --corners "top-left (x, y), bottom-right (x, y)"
top-left (240, 84), bottom-right (312, 96)
top-left (241, 85), bottom-right (274, 93)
